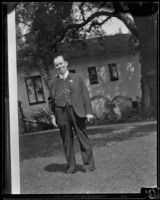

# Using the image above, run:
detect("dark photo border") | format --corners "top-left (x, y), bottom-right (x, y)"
top-left (2, 2), bottom-right (159, 200)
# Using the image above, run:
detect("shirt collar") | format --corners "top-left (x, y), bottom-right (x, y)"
top-left (59, 70), bottom-right (69, 80)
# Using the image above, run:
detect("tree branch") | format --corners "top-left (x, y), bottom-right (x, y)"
top-left (79, 2), bottom-right (86, 21)
top-left (70, 11), bottom-right (116, 29)
top-left (112, 2), bottom-right (139, 39)
top-left (87, 16), bottom-right (112, 32)
top-left (116, 13), bottom-right (139, 39)
top-left (51, 7), bottom-right (140, 54)
top-left (51, 10), bottom-right (117, 52)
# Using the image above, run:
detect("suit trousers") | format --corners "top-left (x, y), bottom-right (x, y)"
top-left (57, 104), bottom-right (95, 170)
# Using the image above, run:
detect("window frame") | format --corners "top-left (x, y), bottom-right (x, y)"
top-left (108, 63), bottom-right (119, 81)
top-left (25, 75), bottom-right (46, 105)
top-left (69, 69), bottom-right (76, 73)
top-left (88, 66), bottom-right (99, 85)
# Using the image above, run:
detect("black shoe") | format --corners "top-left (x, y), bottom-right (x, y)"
top-left (80, 167), bottom-right (86, 173)
top-left (65, 167), bottom-right (77, 174)
top-left (83, 165), bottom-right (96, 172)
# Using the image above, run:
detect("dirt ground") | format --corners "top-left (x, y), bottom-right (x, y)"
top-left (19, 121), bottom-right (157, 194)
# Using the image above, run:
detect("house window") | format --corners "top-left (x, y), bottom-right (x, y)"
top-left (108, 63), bottom-right (119, 81)
top-left (69, 69), bottom-right (76, 73)
top-left (25, 75), bottom-right (45, 105)
top-left (88, 67), bottom-right (98, 84)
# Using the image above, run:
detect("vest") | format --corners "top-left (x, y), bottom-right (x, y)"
top-left (54, 75), bottom-right (72, 107)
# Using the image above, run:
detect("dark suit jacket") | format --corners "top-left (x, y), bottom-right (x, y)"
top-left (49, 72), bottom-right (93, 121)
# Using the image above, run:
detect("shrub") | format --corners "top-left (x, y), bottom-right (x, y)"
top-left (21, 109), bottom-right (54, 133)
top-left (32, 109), bottom-right (53, 131)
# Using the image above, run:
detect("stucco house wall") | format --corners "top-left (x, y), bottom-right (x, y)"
top-left (17, 70), bottom-right (50, 119)
top-left (67, 54), bottom-right (141, 101)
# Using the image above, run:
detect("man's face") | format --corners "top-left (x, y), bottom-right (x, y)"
top-left (54, 56), bottom-right (68, 75)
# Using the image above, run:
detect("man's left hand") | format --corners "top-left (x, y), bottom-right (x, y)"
top-left (86, 114), bottom-right (94, 122)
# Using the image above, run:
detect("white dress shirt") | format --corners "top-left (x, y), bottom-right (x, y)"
top-left (59, 70), bottom-right (69, 80)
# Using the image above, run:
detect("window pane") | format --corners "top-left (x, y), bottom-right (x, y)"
top-left (34, 76), bottom-right (45, 102)
top-left (69, 69), bottom-right (76, 73)
top-left (108, 63), bottom-right (119, 81)
top-left (88, 67), bottom-right (98, 84)
top-left (26, 78), bottom-right (37, 103)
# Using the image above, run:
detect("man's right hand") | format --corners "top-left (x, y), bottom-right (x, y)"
top-left (51, 116), bottom-right (58, 127)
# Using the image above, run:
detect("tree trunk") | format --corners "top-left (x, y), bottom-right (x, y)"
top-left (134, 14), bottom-right (157, 116)
top-left (38, 60), bottom-right (52, 91)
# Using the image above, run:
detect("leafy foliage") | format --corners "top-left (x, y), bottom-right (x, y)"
top-left (16, 2), bottom-right (73, 69)
top-left (31, 2), bottom-right (73, 64)
top-left (16, 2), bottom-right (158, 70)
top-left (16, 2), bottom-right (146, 70)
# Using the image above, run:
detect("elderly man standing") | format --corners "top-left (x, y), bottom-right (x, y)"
top-left (49, 53), bottom-right (95, 174)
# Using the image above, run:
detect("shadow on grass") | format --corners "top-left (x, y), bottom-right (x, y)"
top-left (44, 163), bottom-right (85, 173)
top-left (90, 129), bottom-right (155, 148)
